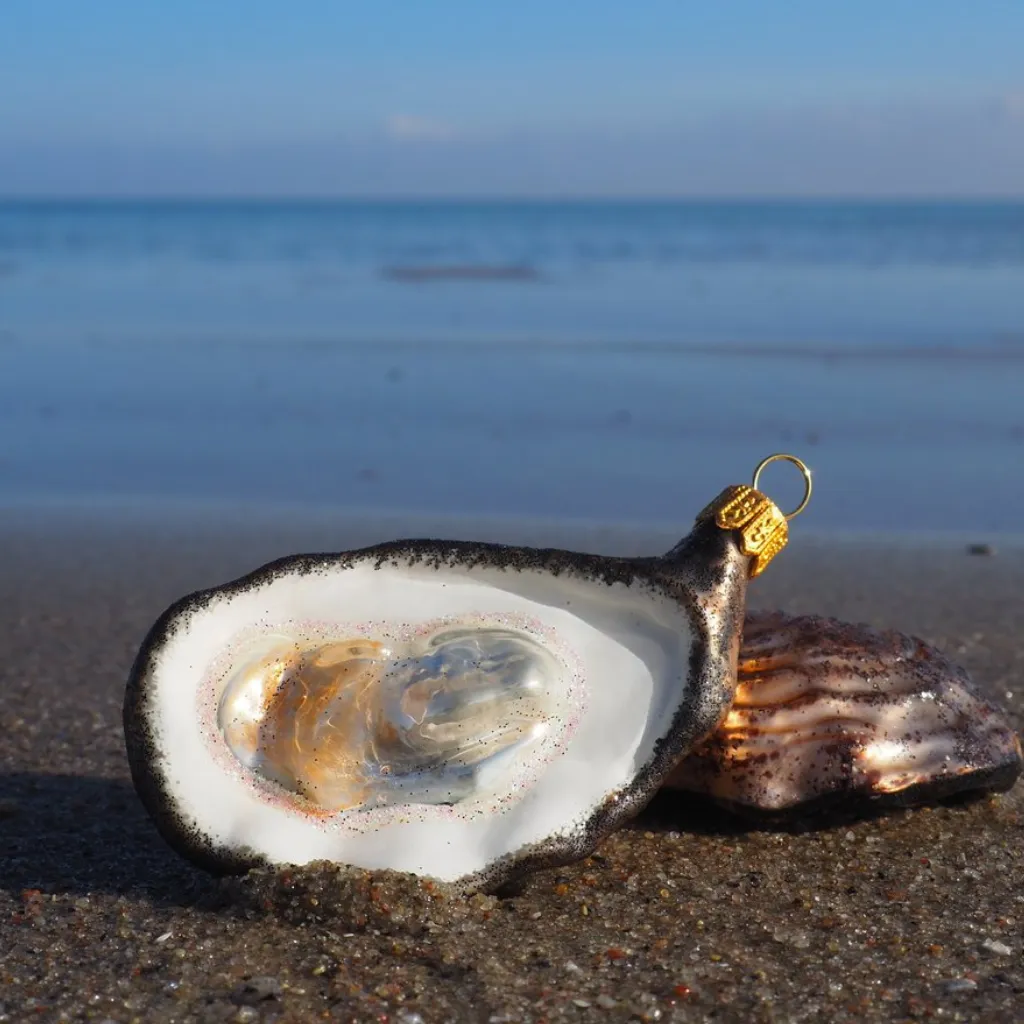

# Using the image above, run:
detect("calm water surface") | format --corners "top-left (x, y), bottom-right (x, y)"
top-left (1, 201), bottom-right (1022, 532)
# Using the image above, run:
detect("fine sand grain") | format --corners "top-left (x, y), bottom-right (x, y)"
top-left (1, 509), bottom-right (1022, 1023)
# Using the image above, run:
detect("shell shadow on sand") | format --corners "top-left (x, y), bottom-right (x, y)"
top-left (0, 772), bottom-right (208, 906)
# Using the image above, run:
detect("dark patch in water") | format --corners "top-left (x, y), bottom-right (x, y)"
top-left (381, 264), bottom-right (540, 283)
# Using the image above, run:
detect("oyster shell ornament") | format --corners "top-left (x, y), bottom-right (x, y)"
top-left (668, 611), bottom-right (1023, 815)
top-left (123, 454), bottom-right (812, 888)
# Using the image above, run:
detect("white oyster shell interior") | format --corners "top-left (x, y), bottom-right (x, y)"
top-left (150, 560), bottom-right (695, 882)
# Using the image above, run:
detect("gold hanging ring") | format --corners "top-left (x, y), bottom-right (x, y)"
top-left (751, 453), bottom-right (813, 521)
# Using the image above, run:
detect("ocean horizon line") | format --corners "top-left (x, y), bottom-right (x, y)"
top-left (4, 194), bottom-right (1024, 206)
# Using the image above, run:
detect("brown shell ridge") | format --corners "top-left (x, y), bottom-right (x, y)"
top-left (665, 611), bottom-right (1022, 817)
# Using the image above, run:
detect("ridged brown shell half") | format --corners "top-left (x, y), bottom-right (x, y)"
top-left (666, 611), bottom-right (1022, 816)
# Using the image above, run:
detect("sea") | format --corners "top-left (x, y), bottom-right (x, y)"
top-left (1, 200), bottom-right (1022, 535)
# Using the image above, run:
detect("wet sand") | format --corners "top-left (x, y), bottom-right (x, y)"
top-left (1, 508), bottom-right (1022, 1023)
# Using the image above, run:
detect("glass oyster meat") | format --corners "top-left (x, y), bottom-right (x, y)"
top-left (216, 626), bottom-right (567, 812)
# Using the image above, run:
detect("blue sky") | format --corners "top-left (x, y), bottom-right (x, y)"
top-left (2, 2), bottom-right (1024, 195)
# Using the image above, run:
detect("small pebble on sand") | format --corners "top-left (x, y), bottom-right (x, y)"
top-left (943, 978), bottom-right (978, 994)
top-left (981, 939), bottom-right (1013, 956)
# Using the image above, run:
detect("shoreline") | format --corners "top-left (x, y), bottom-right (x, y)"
top-left (1, 515), bottom-right (1021, 1021)
top-left (2, 496), bottom-right (1022, 547)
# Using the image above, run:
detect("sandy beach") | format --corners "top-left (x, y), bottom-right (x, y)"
top-left (1, 507), bottom-right (1021, 1023)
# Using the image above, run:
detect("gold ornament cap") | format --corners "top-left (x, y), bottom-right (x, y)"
top-left (696, 453), bottom-right (813, 578)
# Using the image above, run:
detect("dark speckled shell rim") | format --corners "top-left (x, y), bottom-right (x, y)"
top-left (123, 519), bottom-right (749, 891)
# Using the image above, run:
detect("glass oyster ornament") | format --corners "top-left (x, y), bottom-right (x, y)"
top-left (667, 611), bottom-right (1023, 815)
top-left (123, 456), bottom-right (812, 888)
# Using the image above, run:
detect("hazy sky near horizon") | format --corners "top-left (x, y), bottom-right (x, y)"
top-left (3, 2), bottom-right (1024, 196)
